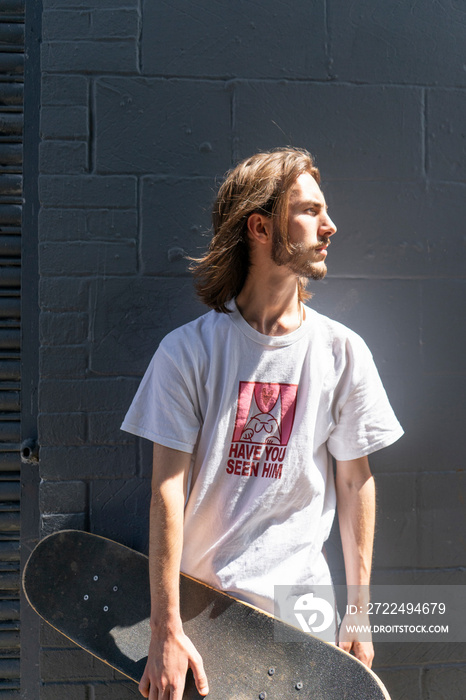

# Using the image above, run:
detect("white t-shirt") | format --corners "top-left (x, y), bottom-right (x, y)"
top-left (121, 302), bottom-right (403, 618)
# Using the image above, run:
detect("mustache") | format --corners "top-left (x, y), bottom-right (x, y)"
top-left (314, 237), bottom-right (331, 249)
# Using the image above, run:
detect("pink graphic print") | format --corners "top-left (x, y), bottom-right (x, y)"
top-left (232, 381), bottom-right (298, 446)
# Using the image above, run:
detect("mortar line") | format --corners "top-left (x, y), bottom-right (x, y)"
top-left (88, 78), bottom-right (95, 174)
top-left (137, 0), bottom-right (143, 74)
top-left (422, 88), bottom-right (428, 179)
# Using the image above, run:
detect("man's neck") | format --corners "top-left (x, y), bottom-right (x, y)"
top-left (235, 274), bottom-right (304, 337)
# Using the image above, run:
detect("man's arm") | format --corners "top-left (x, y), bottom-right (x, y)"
top-left (335, 455), bottom-right (375, 668)
top-left (138, 443), bottom-right (209, 700)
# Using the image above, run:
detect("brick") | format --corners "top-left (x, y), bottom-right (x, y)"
top-left (375, 640), bottom-right (466, 670)
top-left (418, 472), bottom-right (466, 569)
top-left (86, 209), bottom-right (137, 241)
top-left (424, 665), bottom-right (466, 699)
top-left (41, 40), bottom-right (138, 73)
top-left (309, 278), bottom-right (420, 376)
top-left (41, 106), bottom-right (88, 140)
top-left (39, 208), bottom-right (88, 241)
top-left (40, 141), bottom-right (88, 174)
top-left (43, 0), bottom-right (138, 7)
top-left (88, 412), bottom-right (137, 445)
top-left (39, 241), bottom-right (137, 276)
top-left (95, 78), bottom-right (231, 176)
top-left (427, 90), bottom-right (466, 182)
top-left (329, 0), bottom-right (466, 87)
top-left (40, 346), bottom-right (88, 378)
top-left (140, 176), bottom-right (214, 275)
top-left (93, 681), bottom-right (140, 699)
top-left (40, 648), bottom-right (113, 682)
top-left (372, 570), bottom-right (466, 587)
top-left (39, 445), bottom-right (138, 480)
top-left (39, 312), bottom-right (88, 345)
top-left (39, 207), bottom-right (137, 242)
top-left (372, 667), bottom-right (421, 700)
top-left (322, 180), bottom-right (466, 280)
top-left (421, 280), bottom-right (466, 374)
top-left (40, 378), bottom-right (139, 413)
top-left (40, 480), bottom-right (87, 513)
top-left (235, 83), bottom-right (423, 181)
top-left (40, 513), bottom-right (87, 537)
top-left (90, 478), bottom-right (150, 551)
top-left (43, 9), bottom-right (140, 40)
top-left (41, 621), bottom-right (77, 647)
top-left (88, 277), bottom-right (205, 375)
top-left (142, 0), bottom-right (326, 80)
top-left (372, 473), bottom-right (418, 569)
top-left (38, 412), bottom-right (87, 446)
top-left (43, 682), bottom-right (140, 700)
top-left (40, 278), bottom-right (89, 312)
top-left (41, 74), bottom-right (88, 107)
top-left (39, 175), bottom-right (137, 208)
top-left (41, 684), bottom-right (87, 700)
top-left (378, 644), bottom-right (466, 671)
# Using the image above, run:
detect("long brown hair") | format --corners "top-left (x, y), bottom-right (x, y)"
top-left (191, 147), bottom-right (320, 313)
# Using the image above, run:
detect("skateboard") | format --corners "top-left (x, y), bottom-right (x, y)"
top-left (23, 530), bottom-right (391, 699)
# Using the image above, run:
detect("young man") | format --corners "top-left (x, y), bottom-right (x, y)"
top-left (122, 147), bottom-right (403, 700)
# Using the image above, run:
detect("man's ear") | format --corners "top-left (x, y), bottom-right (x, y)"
top-left (247, 213), bottom-right (273, 245)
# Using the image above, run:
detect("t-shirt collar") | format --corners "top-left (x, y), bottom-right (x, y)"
top-left (227, 298), bottom-right (311, 347)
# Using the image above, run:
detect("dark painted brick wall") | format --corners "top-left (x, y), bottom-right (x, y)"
top-left (37, 0), bottom-right (466, 697)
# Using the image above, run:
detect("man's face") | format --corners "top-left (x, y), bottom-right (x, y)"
top-left (272, 171), bottom-right (336, 280)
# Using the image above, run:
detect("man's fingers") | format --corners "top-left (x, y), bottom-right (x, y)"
top-left (147, 678), bottom-right (159, 700)
top-left (190, 652), bottom-right (209, 696)
top-left (338, 640), bottom-right (352, 654)
top-left (353, 641), bottom-right (374, 669)
top-left (339, 640), bottom-right (374, 669)
top-left (338, 638), bottom-right (374, 669)
top-left (138, 669), bottom-right (150, 698)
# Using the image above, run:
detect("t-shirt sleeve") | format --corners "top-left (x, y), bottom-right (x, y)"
top-left (120, 343), bottom-right (201, 453)
top-left (326, 335), bottom-right (404, 461)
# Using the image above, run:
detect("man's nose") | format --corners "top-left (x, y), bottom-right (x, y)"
top-left (322, 213), bottom-right (337, 237)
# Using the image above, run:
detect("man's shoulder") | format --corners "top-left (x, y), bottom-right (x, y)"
top-left (160, 307), bottom-right (228, 350)
top-left (305, 306), bottom-right (365, 343)
top-left (304, 307), bottom-right (373, 366)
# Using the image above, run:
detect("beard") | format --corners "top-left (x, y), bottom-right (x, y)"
top-left (271, 232), bottom-right (330, 280)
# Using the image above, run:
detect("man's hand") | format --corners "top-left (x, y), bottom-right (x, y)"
top-left (139, 627), bottom-right (209, 699)
top-left (338, 612), bottom-right (374, 668)
top-left (143, 444), bottom-right (208, 698)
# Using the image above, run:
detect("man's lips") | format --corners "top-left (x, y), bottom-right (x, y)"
top-left (315, 243), bottom-right (329, 254)
top-left (315, 238), bottom-right (331, 252)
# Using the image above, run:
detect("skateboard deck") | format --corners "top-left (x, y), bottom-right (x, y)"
top-left (23, 530), bottom-right (390, 699)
